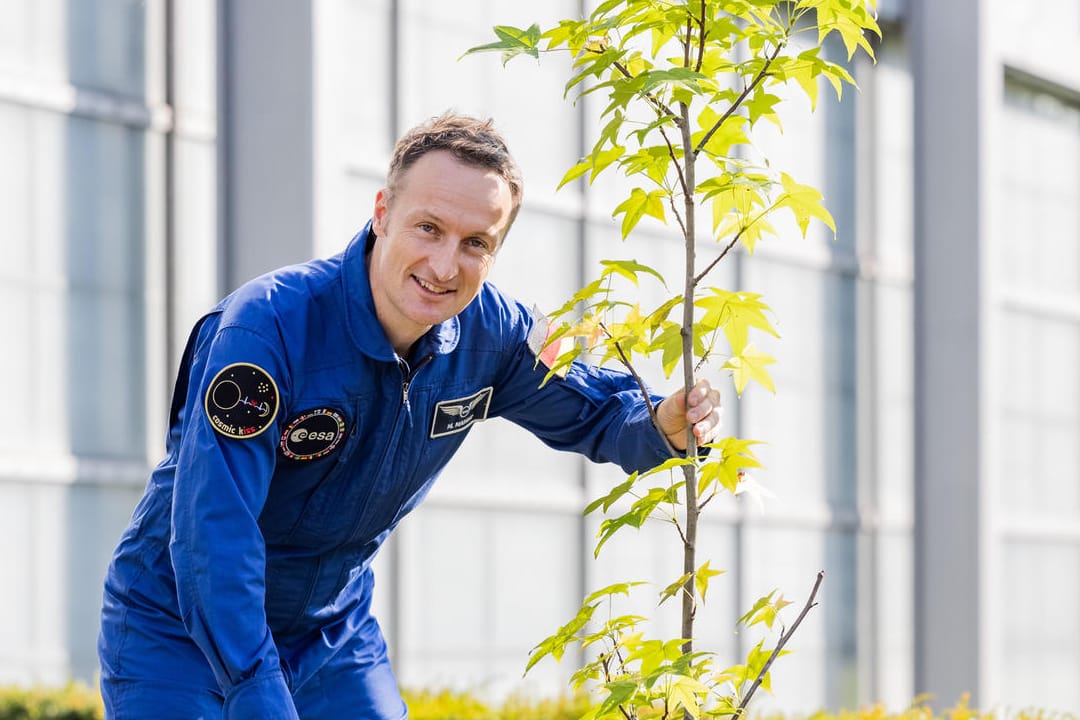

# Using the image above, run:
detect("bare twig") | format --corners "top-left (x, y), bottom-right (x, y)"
top-left (735, 571), bottom-right (825, 717)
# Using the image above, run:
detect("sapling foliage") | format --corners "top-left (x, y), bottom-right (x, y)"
top-left (467, 2), bottom-right (879, 717)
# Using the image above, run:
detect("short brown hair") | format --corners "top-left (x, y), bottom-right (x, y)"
top-left (386, 112), bottom-right (524, 242)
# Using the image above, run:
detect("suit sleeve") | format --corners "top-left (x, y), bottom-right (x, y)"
top-left (488, 303), bottom-right (675, 475)
top-left (169, 321), bottom-right (299, 720)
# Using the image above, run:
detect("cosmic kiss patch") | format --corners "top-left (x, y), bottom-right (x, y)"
top-left (204, 362), bottom-right (280, 439)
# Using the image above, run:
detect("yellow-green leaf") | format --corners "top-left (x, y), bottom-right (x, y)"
top-left (777, 171), bottom-right (835, 238)
top-left (723, 342), bottom-right (777, 395)
top-left (694, 560), bottom-right (725, 603)
top-left (612, 188), bottom-right (667, 239)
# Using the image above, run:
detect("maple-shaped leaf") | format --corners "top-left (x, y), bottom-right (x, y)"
top-left (722, 342), bottom-right (777, 395)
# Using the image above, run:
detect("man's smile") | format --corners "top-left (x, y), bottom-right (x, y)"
top-left (413, 276), bottom-right (454, 295)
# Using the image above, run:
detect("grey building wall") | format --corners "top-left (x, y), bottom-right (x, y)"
top-left (0, 0), bottom-right (1077, 713)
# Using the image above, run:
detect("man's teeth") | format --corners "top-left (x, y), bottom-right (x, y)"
top-left (417, 277), bottom-right (450, 294)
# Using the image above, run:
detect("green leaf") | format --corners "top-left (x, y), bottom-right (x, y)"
top-left (694, 560), bottom-right (725, 604)
top-left (585, 475), bottom-right (638, 516)
top-left (737, 591), bottom-right (794, 631)
top-left (745, 88), bottom-right (783, 129)
top-left (658, 571), bottom-right (694, 606)
top-left (599, 258), bottom-right (667, 287)
top-left (619, 145), bottom-right (674, 186)
top-left (597, 680), bottom-right (638, 718)
top-left (625, 638), bottom-right (666, 676)
top-left (648, 321), bottom-right (684, 379)
top-left (723, 342), bottom-right (777, 395)
top-left (591, 144), bottom-right (627, 184)
top-left (612, 188), bottom-right (667, 239)
top-left (461, 24), bottom-right (542, 65)
top-left (526, 600), bottom-right (597, 673)
top-left (697, 437), bottom-right (764, 495)
top-left (557, 158), bottom-right (593, 190)
top-left (694, 288), bottom-right (779, 355)
top-left (667, 675), bottom-right (709, 719)
top-left (594, 484), bottom-right (683, 557)
top-left (584, 581), bottom-right (646, 605)
top-left (776, 171), bottom-right (835, 238)
top-left (815, 1), bottom-right (880, 61)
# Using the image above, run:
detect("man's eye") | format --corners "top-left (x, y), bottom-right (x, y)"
top-left (466, 238), bottom-right (490, 251)
top-left (419, 223), bottom-right (436, 233)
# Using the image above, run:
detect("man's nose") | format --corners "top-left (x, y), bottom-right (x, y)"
top-left (428, 239), bottom-right (458, 281)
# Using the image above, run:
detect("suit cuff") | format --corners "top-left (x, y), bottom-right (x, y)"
top-left (223, 670), bottom-right (299, 720)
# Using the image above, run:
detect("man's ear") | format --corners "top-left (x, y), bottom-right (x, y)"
top-left (372, 189), bottom-right (389, 236)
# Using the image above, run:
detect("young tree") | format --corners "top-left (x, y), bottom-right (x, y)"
top-left (467, 2), bottom-right (879, 717)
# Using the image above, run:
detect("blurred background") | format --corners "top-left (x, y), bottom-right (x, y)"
top-left (0, 0), bottom-right (1078, 714)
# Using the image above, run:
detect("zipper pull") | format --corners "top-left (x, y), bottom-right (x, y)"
top-left (399, 353), bottom-right (432, 409)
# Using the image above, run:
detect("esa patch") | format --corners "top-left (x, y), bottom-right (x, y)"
top-left (430, 387), bottom-right (493, 438)
top-left (204, 362), bottom-right (280, 439)
top-left (526, 305), bottom-right (573, 378)
top-left (280, 408), bottom-right (347, 460)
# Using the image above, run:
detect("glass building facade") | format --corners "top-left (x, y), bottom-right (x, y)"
top-left (0, 0), bottom-right (1076, 713)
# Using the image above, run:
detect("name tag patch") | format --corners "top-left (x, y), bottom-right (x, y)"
top-left (204, 362), bottom-right (280, 439)
top-left (430, 387), bottom-right (493, 438)
top-left (280, 408), bottom-right (347, 460)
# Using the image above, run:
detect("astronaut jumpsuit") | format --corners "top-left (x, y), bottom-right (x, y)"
top-left (98, 223), bottom-right (675, 719)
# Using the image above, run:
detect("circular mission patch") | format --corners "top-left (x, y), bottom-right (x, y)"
top-left (279, 408), bottom-right (347, 460)
top-left (203, 362), bottom-right (280, 439)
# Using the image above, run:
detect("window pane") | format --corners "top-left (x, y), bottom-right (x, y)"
top-left (64, 116), bottom-right (147, 457)
top-left (999, 81), bottom-right (1080, 298)
top-left (998, 309), bottom-right (1080, 522)
top-left (68, 0), bottom-right (147, 97)
top-left (1000, 540), bottom-right (1080, 712)
top-left (743, 261), bottom-right (858, 511)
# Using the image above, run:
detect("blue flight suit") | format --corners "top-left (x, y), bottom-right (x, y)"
top-left (98, 223), bottom-right (674, 719)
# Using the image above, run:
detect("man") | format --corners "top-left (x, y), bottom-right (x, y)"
top-left (98, 113), bottom-right (721, 719)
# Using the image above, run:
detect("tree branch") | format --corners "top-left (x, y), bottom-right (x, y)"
top-left (659, 125), bottom-right (691, 202)
top-left (589, 47), bottom-right (680, 122)
top-left (693, 200), bottom-right (781, 288)
top-left (694, 0), bottom-right (708, 74)
top-left (693, 226), bottom-right (743, 288)
top-left (735, 571), bottom-right (825, 718)
top-left (694, 40), bottom-right (785, 157)
top-left (683, 15), bottom-right (691, 68)
top-left (601, 324), bottom-right (681, 459)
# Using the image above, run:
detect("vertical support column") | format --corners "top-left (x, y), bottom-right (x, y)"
top-left (911, 0), bottom-right (986, 707)
top-left (220, 0), bottom-right (314, 290)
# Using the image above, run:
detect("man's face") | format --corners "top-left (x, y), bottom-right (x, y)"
top-left (369, 149), bottom-right (514, 355)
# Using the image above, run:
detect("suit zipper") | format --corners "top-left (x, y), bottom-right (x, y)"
top-left (345, 352), bottom-right (435, 545)
top-left (399, 353), bottom-right (435, 409)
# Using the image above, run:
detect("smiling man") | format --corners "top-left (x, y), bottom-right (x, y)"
top-left (97, 113), bottom-right (721, 720)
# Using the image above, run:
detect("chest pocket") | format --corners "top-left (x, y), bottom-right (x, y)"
top-left (258, 398), bottom-right (366, 545)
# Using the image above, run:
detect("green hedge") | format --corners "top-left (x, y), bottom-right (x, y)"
top-left (0, 684), bottom-right (1074, 720)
